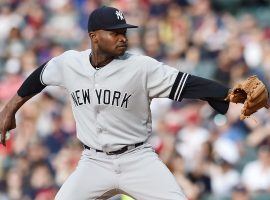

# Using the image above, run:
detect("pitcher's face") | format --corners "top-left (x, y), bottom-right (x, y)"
top-left (91, 29), bottom-right (128, 56)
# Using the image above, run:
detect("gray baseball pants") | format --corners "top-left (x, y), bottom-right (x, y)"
top-left (55, 144), bottom-right (187, 200)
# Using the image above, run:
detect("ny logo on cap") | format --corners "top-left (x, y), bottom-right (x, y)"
top-left (115, 10), bottom-right (124, 20)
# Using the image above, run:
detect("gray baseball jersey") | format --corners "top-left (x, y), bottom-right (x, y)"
top-left (41, 49), bottom-right (189, 152)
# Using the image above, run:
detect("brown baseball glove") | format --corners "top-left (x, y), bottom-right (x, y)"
top-left (226, 75), bottom-right (269, 120)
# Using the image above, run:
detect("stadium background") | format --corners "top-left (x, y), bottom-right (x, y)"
top-left (0, 0), bottom-right (270, 199)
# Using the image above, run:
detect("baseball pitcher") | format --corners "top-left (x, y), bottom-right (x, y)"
top-left (0, 6), bottom-right (268, 200)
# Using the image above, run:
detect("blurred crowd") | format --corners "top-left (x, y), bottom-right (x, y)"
top-left (1, 0), bottom-right (270, 200)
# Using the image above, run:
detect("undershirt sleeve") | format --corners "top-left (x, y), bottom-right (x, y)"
top-left (169, 72), bottom-right (230, 114)
top-left (179, 73), bottom-right (229, 100)
top-left (17, 61), bottom-right (48, 97)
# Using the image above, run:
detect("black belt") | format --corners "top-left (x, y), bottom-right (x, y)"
top-left (83, 142), bottom-right (144, 155)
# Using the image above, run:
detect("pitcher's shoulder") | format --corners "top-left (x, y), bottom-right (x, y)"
top-left (119, 52), bottom-right (156, 63)
top-left (62, 49), bottom-right (91, 57)
top-left (52, 49), bottom-right (90, 62)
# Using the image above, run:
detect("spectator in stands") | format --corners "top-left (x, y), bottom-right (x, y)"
top-left (241, 145), bottom-right (270, 193)
top-left (231, 184), bottom-right (250, 200)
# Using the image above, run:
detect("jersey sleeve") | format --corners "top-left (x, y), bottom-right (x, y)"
top-left (144, 56), bottom-right (230, 114)
top-left (145, 56), bottom-right (186, 99)
top-left (40, 54), bottom-right (65, 87)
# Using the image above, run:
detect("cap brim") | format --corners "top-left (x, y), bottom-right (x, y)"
top-left (105, 23), bottom-right (138, 30)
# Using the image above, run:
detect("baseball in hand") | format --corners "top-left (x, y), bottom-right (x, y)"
top-left (1, 131), bottom-right (11, 141)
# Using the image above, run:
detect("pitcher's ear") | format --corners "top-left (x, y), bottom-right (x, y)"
top-left (89, 32), bottom-right (97, 42)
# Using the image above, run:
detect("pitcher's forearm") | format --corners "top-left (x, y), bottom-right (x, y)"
top-left (4, 61), bottom-right (49, 115)
top-left (3, 94), bottom-right (34, 115)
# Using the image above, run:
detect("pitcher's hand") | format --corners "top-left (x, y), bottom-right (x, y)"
top-left (0, 109), bottom-right (16, 146)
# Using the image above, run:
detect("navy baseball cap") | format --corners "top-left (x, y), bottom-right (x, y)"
top-left (88, 6), bottom-right (138, 32)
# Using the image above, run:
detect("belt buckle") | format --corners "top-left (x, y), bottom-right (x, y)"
top-left (105, 144), bottom-right (140, 155)
top-left (127, 144), bottom-right (135, 150)
top-left (106, 146), bottom-right (127, 155)
top-left (106, 151), bottom-right (115, 155)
